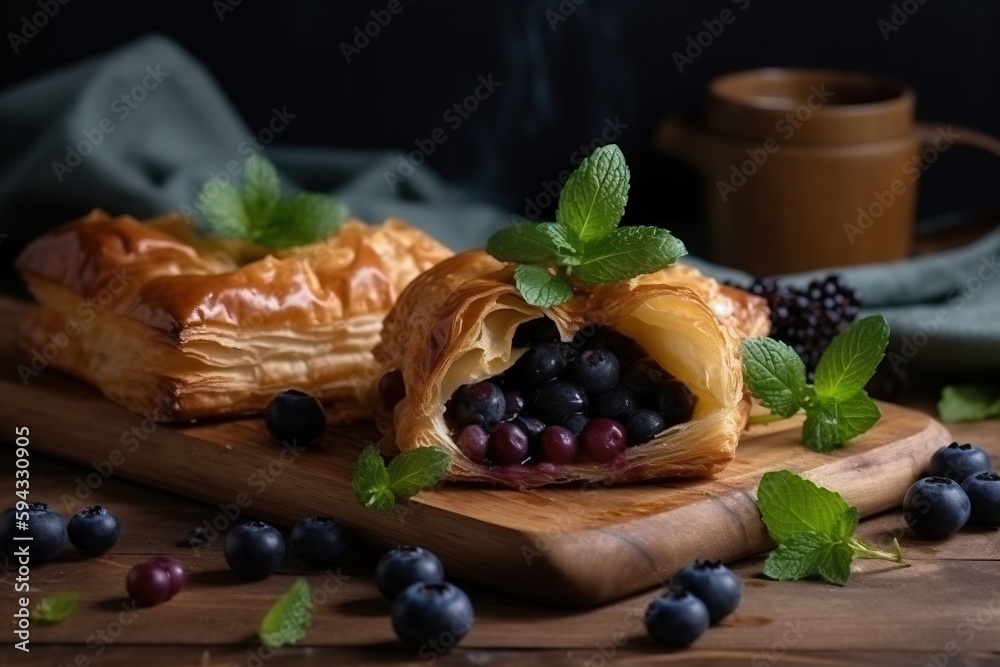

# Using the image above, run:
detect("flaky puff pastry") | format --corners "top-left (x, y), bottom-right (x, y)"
top-left (372, 252), bottom-right (770, 488)
top-left (15, 209), bottom-right (452, 422)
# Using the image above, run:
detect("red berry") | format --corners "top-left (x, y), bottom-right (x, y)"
top-left (148, 556), bottom-right (187, 599)
top-left (126, 562), bottom-right (172, 607)
top-left (489, 423), bottom-right (529, 465)
top-left (580, 418), bottom-right (627, 462)
top-left (456, 425), bottom-right (489, 464)
top-left (540, 426), bottom-right (578, 464)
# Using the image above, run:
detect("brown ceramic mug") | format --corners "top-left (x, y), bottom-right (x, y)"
top-left (656, 68), bottom-right (1000, 275)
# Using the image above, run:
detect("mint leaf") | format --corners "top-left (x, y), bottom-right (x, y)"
top-left (259, 579), bottom-right (312, 648)
top-left (813, 315), bottom-right (889, 401)
top-left (803, 392), bottom-right (881, 453)
top-left (556, 144), bottom-right (629, 243)
top-left (195, 183), bottom-right (249, 239)
top-left (387, 446), bottom-right (450, 498)
top-left (241, 154), bottom-right (281, 226)
top-left (568, 226), bottom-right (687, 284)
top-left (756, 470), bottom-right (900, 585)
top-left (938, 384), bottom-right (1000, 423)
top-left (486, 223), bottom-right (573, 264)
top-left (742, 338), bottom-right (807, 418)
top-left (33, 592), bottom-right (79, 624)
top-left (255, 192), bottom-right (347, 248)
top-left (352, 445), bottom-right (395, 514)
top-left (513, 265), bottom-right (573, 307)
top-left (763, 531), bottom-right (853, 585)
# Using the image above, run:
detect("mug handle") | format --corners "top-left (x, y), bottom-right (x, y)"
top-left (915, 122), bottom-right (1000, 159)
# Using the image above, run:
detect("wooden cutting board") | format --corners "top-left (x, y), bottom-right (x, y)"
top-left (0, 296), bottom-right (950, 606)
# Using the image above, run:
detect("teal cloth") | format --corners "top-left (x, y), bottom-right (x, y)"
top-left (1, 36), bottom-right (998, 376)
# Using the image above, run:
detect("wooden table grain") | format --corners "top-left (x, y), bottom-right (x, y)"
top-left (1, 406), bottom-right (998, 667)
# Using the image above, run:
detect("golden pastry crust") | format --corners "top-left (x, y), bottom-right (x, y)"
top-left (15, 209), bottom-right (452, 421)
top-left (371, 251), bottom-right (769, 488)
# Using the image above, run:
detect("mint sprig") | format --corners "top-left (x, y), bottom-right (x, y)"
top-left (195, 155), bottom-right (348, 249)
top-left (352, 445), bottom-right (450, 514)
top-left (259, 578), bottom-right (312, 647)
top-left (938, 384), bottom-right (1000, 423)
top-left (33, 592), bottom-right (79, 624)
top-left (757, 470), bottom-right (902, 585)
top-left (743, 315), bottom-right (889, 452)
top-left (486, 144), bottom-right (687, 307)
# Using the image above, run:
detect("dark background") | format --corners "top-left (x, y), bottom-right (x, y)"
top-left (2, 0), bottom-right (1000, 252)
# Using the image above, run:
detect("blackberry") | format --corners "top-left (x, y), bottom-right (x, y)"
top-left (739, 275), bottom-right (863, 377)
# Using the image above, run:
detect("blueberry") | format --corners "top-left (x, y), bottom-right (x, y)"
top-left (264, 389), bottom-right (327, 447)
top-left (224, 521), bottom-right (286, 578)
top-left (903, 477), bottom-right (971, 539)
top-left (625, 409), bottom-right (666, 445)
top-left (580, 418), bottom-right (627, 463)
top-left (645, 587), bottom-right (710, 647)
top-left (533, 381), bottom-right (588, 424)
top-left (594, 386), bottom-right (635, 421)
top-left (456, 425), bottom-right (490, 464)
top-left (291, 516), bottom-right (347, 569)
top-left (622, 363), bottom-right (666, 396)
top-left (502, 390), bottom-right (526, 419)
top-left (673, 561), bottom-right (741, 624)
top-left (571, 349), bottom-right (621, 394)
top-left (450, 382), bottom-right (506, 428)
top-left (376, 546), bottom-right (445, 600)
top-left (511, 342), bottom-right (570, 387)
top-left (67, 506), bottom-right (122, 555)
top-left (378, 370), bottom-right (406, 410)
top-left (961, 472), bottom-right (1000, 527)
top-left (540, 426), bottom-right (578, 464)
top-left (1, 503), bottom-right (65, 564)
top-left (928, 442), bottom-right (993, 481)
top-left (512, 318), bottom-right (560, 346)
top-left (651, 380), bottom-right (697, 426)
top-left (489, 423), bottom-right (530, 465)
top-left (562, 413), bottom-right (589, 436)
top-left (391, 581), bottom-right (475, 650)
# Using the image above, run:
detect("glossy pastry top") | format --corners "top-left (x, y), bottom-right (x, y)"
top-left (16, 209), bottom-right (453, 338)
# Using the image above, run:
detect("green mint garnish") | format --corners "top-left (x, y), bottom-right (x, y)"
top-left (33, 592), bottom-right (79, 624)
top-left (757, 470), bottom-right (902, 585)
top-left (259, 578), bottom-right (312, 648)
top-left (352, 445), bottom-right (450, 514)
top-left (938, 384), bottom-right (1000, 423)
top-left (743, 315), bottom-right (889, 452)
top-left (485, 144), bottom-right (687, 307)
top-left (195, 155), bottom-right (348, 249)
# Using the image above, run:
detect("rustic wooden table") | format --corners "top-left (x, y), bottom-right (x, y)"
top-left (1, 404), bottom-right (998, 667)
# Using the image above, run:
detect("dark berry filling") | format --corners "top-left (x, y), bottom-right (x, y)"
top-left (445, 318), bottom-right (698, 467)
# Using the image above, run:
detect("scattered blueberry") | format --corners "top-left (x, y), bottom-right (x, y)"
top-left (456, 425), bottom-right (490, 464)
top-left (562, 413), bottom-right (589, 436)
top-left (571, 349), bottom-right (621, 394)
top-left (626, 409), bottom-right (666, 445)
top-left (291, 516), bottom-right (348, 569)
top-left (1, 503), bottom-right (66, 564)
top-left (580, 418), bottom-right (628, 463)
top-left (489, 423), bottom-right (530, 465)
top-left (264, 389), bottom-right (327, 447)
top-left (379, 370), bottom-right (406, 410)
top-left (645, 587), bottom-right (710, 648)
top-left (148, 556), bottom-right (187, 599)
top-left (224, 521), bottom-right (286, 578)
top-left (651, 380), bottom-right (697, 426)
top-left (126, 561), bottom-right (172, 607)
top-left (594, 386), bottom-right (636, 421)
top-left (511, 342), bottom-right (570, 387)
top-left (451, 382), bottom-right (506, 428)
top-left (533, 381), bottom-right (588, 424)
top-left (391, 581), bottom-right (475, 649)
top-left (67, 505), bottom-right (122, 555)
top-left (376, 546), bottom-right (445, 600)
top-left (903, 477), bottom-right (971, 539)
top-left (961, 472), bottom-right (1000, 527)
top-left (673, 561), bottom-right (741, 624)
top-left (929, 442), bottom-right (993, 481)
top-left (540, 426), bottom-right (578, 464)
